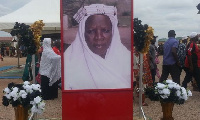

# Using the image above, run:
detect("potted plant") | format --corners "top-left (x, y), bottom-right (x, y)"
top-left (2, 81), bottom-right (45, 120)
top-left (145, 79), bottom-right (192, 120)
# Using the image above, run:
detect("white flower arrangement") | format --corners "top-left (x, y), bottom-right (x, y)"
top-left (2, 81), bottom-right (45, 114)
top-left (145, 79), bottom-right (192, 104)
top-left (30, 96), bottom-right (45, 114)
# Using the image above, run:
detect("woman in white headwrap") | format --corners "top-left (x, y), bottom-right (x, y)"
top-left (64, 4), bottom-right (131, 90)
top-left (39, 38), bottom-right (61, 100)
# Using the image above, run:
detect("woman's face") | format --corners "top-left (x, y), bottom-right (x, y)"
top-left (85, 15), bottom-right (112, 58)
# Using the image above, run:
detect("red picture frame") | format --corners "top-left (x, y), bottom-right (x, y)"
top-left (61, 1), bottom-right (133, 119)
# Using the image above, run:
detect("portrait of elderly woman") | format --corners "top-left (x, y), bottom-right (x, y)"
top-left (64, 4), bottom-right (131, 90)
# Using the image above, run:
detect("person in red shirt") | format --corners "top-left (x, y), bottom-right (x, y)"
top-left (52, 40), bottom-right (61, 55)
top-left (182, 32), bottom-right (200, 91)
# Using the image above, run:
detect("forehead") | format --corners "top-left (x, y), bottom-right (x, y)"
top-left (85, 14), bottom-right (112, 26)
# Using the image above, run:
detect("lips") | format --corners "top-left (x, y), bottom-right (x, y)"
top-left (95, 44), bottom-right (103, 48)
top-left (94, 44), bottom-right (104, 49)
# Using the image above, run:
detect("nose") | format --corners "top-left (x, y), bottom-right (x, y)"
top-left (95, 30), bottom-right (103, 41)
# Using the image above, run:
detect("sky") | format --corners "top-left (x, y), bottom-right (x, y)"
top-left (0, 0), bottom-right (200, 39)
top-left (0, 0), bottom-right (31, 36)
top-left (134, 0), bottom-right (200, 40)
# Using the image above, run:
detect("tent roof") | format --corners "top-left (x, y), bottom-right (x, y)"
top-left (0, 0), bottom-right (60, 34)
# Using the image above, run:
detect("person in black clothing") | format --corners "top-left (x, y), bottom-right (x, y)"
top-left (149, 36), bottom-right (157, 83)
top-left (1, 46), bottom-right (4, 57)
top-left (182, 32), bottom-right (200, 91)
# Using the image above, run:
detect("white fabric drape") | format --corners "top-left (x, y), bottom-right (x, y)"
top-left (64, 4), bottom-right (131, 90)
top-left (39, 38), bottom-right (61, 86)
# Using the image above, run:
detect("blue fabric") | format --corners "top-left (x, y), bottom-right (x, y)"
top-left (0, 66), bottom-right (22, 79)
top-left (0, 76), bottom-right (22, 79)
top-left (163, 37), bottom-right (178, 65)
top-left (0, 66), bottom-right (14, 71)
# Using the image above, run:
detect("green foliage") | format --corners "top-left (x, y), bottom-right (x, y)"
top-left (134, 18), bottom-right (148, 52)
top-left (0, 42), bottom-right (11, 47)
top-left (145, 85), bottom-right (160, 101)
top-left (10, 22), bottom-right (36, 55)
top-left (176, 37), bottom-right (182, 40)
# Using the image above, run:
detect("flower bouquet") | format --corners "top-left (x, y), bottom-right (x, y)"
top-left (2, 81), bottom-right (45, 114)
top-left (145, 80), bottom-right (192, 120)
top-left (145, 79), bottom-right (192, 104)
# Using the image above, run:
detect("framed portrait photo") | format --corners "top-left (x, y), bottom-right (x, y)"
top-left (61, 0), bottom-right (132, 91)
top-left (61, 0), bottom-right (133, 120)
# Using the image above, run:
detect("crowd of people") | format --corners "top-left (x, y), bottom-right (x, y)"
top-left (0, 45), bottom-right (28, 61)
top-left (134, 30), bottom-right (200, 106)
top-left (160, 30), bottom-right (200, 91)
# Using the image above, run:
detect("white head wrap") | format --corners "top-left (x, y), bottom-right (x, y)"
top-left (189, 32), bottom-right (197, 39)
top-left (182, 35), bottom-right (188, 40)
top-left (64, 4), bottom-right (131, 90)
top-left (39, 38), bottom-right (61, 86)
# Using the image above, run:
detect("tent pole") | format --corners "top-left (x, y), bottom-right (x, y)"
top-left (16, 36), bottom-right (20, 68)
top-left (17, 48), bottom-right (20, 68)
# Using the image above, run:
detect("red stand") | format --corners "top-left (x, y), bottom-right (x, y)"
top-left (62, 91), bottom-right (133, 120)
top-left (60, 1), bottom-right (133, 119)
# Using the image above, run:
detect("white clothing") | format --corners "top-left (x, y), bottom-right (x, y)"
top-left (39, 38), bottom-right (61, 86)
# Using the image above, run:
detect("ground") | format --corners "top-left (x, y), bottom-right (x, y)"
top-left (0, 56), bottom-right (199, 120)
top-left (133, 56), bottom-right (199, 120)
top-left (0, 56), bottom-right (61, 120)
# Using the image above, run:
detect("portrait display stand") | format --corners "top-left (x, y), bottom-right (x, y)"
top-left (61, 1), bottom-right (133, 120)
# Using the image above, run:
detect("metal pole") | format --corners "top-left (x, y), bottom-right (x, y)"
top-left (28, 113), bottom-right (34, 120)
top-left (31, 54), bottom-right (37, 119)
top-left (32, 54), bottom-right (36, 84)
top-left (16, 36), bottom-right (20, 68)
top-left (17, 47), bottom-right (20, 68)
top-left (140, 106), bottom-right (147, 120)
top-left (139, 53), bottom-right (143, 119)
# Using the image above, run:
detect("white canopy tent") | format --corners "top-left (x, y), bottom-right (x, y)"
top-left (0, 0), bottom-right (62, 90)
top-left (0, 0), bottom-right (61, 35)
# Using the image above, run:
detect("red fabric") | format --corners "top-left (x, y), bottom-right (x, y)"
top-left (38, 46), bottom-right (43, 53)
top-left (143, 54), bottom-right (153, 86)
top-left (53, 47), bottom-right (61, 55)
top-left (185, 56), bottom-right (189, 68)
top-left (185, 42), bottom-right (200, 68)
top-left (36, 73), bottom-right (41, 84)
